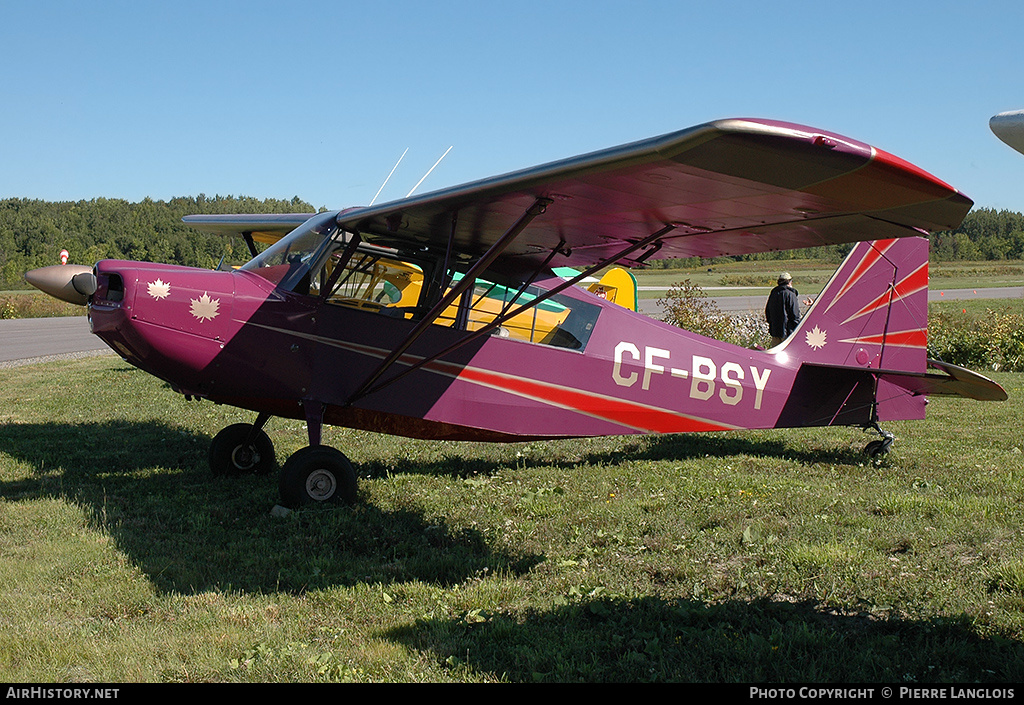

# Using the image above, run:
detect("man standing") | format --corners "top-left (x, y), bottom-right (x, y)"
top-left (765, 272), bottom-right (801, 348)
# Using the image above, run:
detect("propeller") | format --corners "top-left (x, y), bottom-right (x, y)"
top-left (25, 264), bottom-right (97, 305)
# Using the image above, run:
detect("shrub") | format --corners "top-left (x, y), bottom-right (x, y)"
top-left (658, 280), bottom-right (767, 348)
top-left (0, 294), bottom-right (84, 319)
top-left (928, 305), bottom-right (1024, 372)
top-left (658, 283), bottom-right (1023, 372)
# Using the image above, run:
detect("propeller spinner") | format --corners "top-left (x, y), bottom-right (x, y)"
top-left (25, 264), bottom-right (98, 305)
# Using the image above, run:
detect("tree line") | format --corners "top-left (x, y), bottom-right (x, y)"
top-left (643, 207), bottom-right (1024, 269)
top-left (1, 197), bottom-right (1022, 289)
top-left (0, 195), bottom-right (318, 289)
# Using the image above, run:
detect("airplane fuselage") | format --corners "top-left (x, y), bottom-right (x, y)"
top-left (86, 247), bottom-right (914, 445)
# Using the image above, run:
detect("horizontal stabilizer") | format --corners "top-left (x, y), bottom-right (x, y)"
top-left (881, 359), bottom-right (1008, 401)
top-left (799, 360), bottom-right (1007, 402)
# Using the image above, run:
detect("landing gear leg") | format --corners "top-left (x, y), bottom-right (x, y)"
top-left (209, 412), bottom-right (276, 475)
top-left (278, 402), bottom-right (358, 508)
top-left (862, 422), bottom-right (894, 459)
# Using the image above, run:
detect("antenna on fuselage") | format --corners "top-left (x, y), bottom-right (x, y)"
top-left (406, 146), bottom-right (453, 198)
top-left (369, 148), bottom-right (409, 206)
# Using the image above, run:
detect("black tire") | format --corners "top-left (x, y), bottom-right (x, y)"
top-left (279, 445), bottom-right (358, 508)
top-left (864, 439), bottom-right (890, 458)
top-left (208, 423), bottom-right (276, 476)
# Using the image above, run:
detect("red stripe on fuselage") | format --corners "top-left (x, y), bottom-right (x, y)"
top-left (449, 365), bottom-right (735, 434)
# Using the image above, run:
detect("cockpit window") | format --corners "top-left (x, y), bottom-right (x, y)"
top-left (240, 212), bottom-right (340, 292)
top-left (242, 213), bottom-right (601, 351)
top-left (316, 250), bottom-right (425, 315)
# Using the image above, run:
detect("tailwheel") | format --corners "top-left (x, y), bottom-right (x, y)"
top-left (279, 445), bottom-right (358, 508)
top-left (863, 426), bottom-right (895, 459)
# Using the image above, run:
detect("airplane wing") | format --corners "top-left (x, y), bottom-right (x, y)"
top-left (335, 118), bottom-right (973, 268)
top-left (991, 110), bottom-right (1024, 156)
top-left (181, 213), bottom-right (318, 244)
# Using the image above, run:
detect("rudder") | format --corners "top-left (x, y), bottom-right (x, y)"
top-left (780, 237), bottom-right (929, 375)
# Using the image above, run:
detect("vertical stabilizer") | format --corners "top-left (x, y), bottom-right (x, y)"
top-left (780, 237), bottom-right (929, 375)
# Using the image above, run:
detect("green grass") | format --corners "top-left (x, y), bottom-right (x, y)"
top-left (930, 262), bottom-right (1024, 291)
top-left (936, 298), bottom-right (1024, 317)
top-left (632, 259), bottom-right (1024, 299)
top-left (3, 357), bottom-right (1024, 682)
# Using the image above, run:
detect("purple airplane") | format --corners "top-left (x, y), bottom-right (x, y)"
top-left (27, 118), bottom-right (1006, 508)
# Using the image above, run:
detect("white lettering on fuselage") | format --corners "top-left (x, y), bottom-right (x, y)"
top-left (612, 343), bottom-right (771, 410)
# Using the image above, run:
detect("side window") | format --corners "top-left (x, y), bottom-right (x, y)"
top-left (313, 247), bottom-right (600, 351)
top-left (448, 277), bottom-right (600, 351)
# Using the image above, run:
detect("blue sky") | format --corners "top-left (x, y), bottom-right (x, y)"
top-left (2, 0), bottom-right (1023, 214)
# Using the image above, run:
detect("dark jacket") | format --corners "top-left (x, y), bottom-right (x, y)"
top-left (765, 283), bottom-right (801, 339)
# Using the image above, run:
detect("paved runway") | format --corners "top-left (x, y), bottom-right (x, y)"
top-left (637, 286), bottom-right (1024, 317)
top-left (0, 315), bottom-right (110, 367)
top-left (1, 285), bottom-right (1021, 365)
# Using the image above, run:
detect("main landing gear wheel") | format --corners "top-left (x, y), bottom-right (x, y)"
top-left (208, 423), bottom-right (276, 476)
top-left (279, 445), bottom-right (358, 508)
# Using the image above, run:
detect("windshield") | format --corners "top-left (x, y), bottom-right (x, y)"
top-left (240, 211), bottom-right (340, 291)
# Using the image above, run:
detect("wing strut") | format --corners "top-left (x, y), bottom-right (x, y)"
top-left (344, 197), bottom-right (554, 406)
top-left (347, 222), bottom-right (679, 404)
top-left (318, 233), bottom-right (364, 300)
top-left (242, 233), bottom-right (259, 258)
